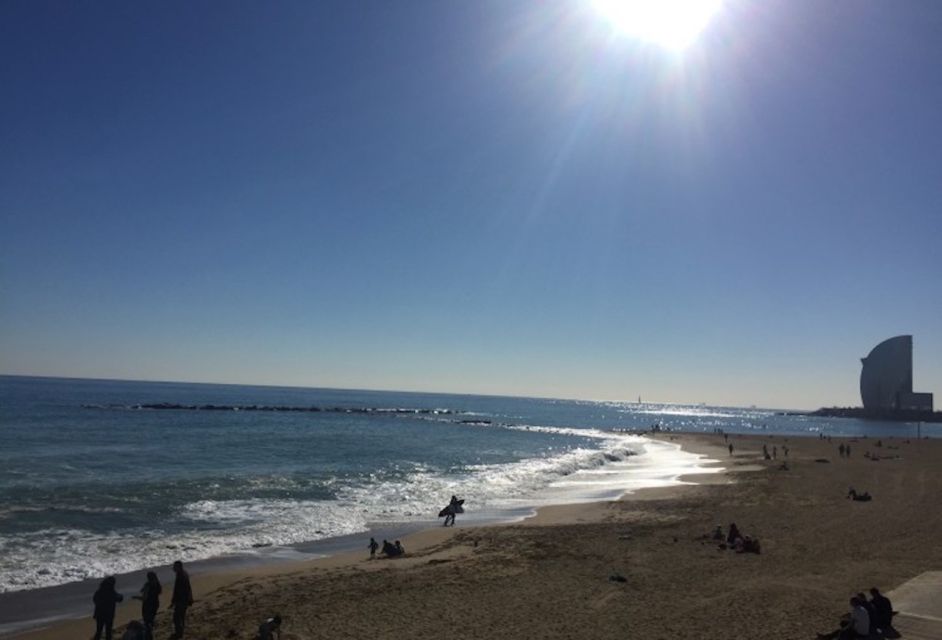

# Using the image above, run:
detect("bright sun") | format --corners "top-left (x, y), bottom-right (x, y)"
top-left (593, 0), bottom-right (723, 51)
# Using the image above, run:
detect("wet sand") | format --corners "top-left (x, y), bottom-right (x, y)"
top-left (10, 433), bottom-right (942, 640)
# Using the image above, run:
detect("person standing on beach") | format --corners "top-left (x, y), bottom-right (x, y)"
top-left (169, 561), bottom-right (194, 639)
top-left (369, 537), bottom-right (379, 559)
top-left (92, 576), bottom-right (124, 640)
top-left (133, 571), bottom-right (161, 640)
top-left (728, 443), bottom-right (734, 456)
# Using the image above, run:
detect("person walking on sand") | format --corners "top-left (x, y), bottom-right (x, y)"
top-left (728, 443), bottom-right (734, 456)
top-left (132, 571), bottom-right (161, 640)
top-left (92, 576), bottom-right (124, 640)
top-left (169, 561), bottom-right (193, 639)
top-left (369, 537), bottom-right (379, 559)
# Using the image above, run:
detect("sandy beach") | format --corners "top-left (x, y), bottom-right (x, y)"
top-left (11, 432), bottom-right (942, 640)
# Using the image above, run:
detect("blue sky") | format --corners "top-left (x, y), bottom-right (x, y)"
top-left (1, 0), bottom-right (940, 409)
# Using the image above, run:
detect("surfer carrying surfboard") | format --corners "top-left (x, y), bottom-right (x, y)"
top-left (438, 495), bottom-right (464, 526)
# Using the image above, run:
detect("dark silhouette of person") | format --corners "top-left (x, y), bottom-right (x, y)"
top-left (132, 571), bottom-right (161, 640)
top-left (869, 587), bottom-right (893, 631)
top-left (726, 523), bottom-right (741, 546)
top-left (257, 614), bottom-right (282, 639)
top-left (839, 443), bottom-right (846, 457)
top-left (92, 576), bottom-right (124, 640)
top-left (394, 540), bottom-right (404, 556)
top-left (728, 443), bottom-right (734, 456)
top-left (169, 561), bottom-right (193, 639)
top-left (368, 537), bottom-right (379, 559)
top-left (440, 495), bottom-right (463, 526)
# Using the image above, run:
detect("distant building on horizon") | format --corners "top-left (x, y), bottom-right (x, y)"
top-left (860, 335), bottom-right (933, 412)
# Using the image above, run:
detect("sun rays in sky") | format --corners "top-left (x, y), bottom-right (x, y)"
top-left (592, 0), bottom-right (724, 51)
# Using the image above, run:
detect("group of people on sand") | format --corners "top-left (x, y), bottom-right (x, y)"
top-left (710, 522), bottom-right (760, 554)
top-left (369, 537), bottom-right (406, 558)
top-left (761, 443), bottom-right (788, 460)
top-left (847, 487), bottom-right (873, 502)
top-left (91, 561), bottom-right (191, 640)
top-left (92, 559), bottom-right (282, 640)
top-left (817, 588), bottom-right (895, 639)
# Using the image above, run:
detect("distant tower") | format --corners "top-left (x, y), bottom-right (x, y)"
top-left (860, 335), bottom-right (933, 411)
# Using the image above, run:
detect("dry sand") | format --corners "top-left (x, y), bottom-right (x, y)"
top-left (12, 433), bottom-right (942, 640)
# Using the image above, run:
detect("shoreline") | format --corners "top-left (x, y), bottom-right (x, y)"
top-left (9, 431), bottom-right (942, 639)
top-left (1, 435), bottom-right (721, 638)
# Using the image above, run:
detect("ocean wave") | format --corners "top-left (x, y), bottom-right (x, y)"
top-left (0, 433), bottom-right (719, 594)
top-left (0, 499), bottom-right (367, 593)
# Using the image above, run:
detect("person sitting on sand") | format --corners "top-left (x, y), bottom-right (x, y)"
top-left (120, 620), bottom-right (146, 640)
top-left (381, 539), bottom-right (403, 557)
top-left (732, 535), bottom-right (758, 554)
top-left (868, 587), bottom-right (894, 631)
top-left (855, 592), bottom-right (877, 635)
top-left (726, 523), bottom-right (741, 546)
top-left (847, 488), bottom-right (872, 502)
top-left (817, 596), bottom-right (870, 639)
top-left (256, 615), bottom-right (282, 640)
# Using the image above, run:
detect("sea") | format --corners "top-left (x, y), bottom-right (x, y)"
top-left (0, 375), bottom-right (935, 632)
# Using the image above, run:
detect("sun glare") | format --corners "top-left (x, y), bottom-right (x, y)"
top-left (593, 0), bottom-right (723, 50)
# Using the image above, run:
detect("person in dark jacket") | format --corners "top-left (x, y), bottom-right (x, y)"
top-left (869, 587), bottom-right (894, 631)
top-left (169, 561), bottom-right (193, 639)
top-left (132, 571), bottom-right (161, 640)
top-left (92, 576), bottom-right (124, 640)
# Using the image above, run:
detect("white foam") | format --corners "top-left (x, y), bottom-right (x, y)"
top-left (0, 434), bottom-right (722, 593)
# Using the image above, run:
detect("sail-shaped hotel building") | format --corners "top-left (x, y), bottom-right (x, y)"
top-left (860, 335), bottom-right (933, 412)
